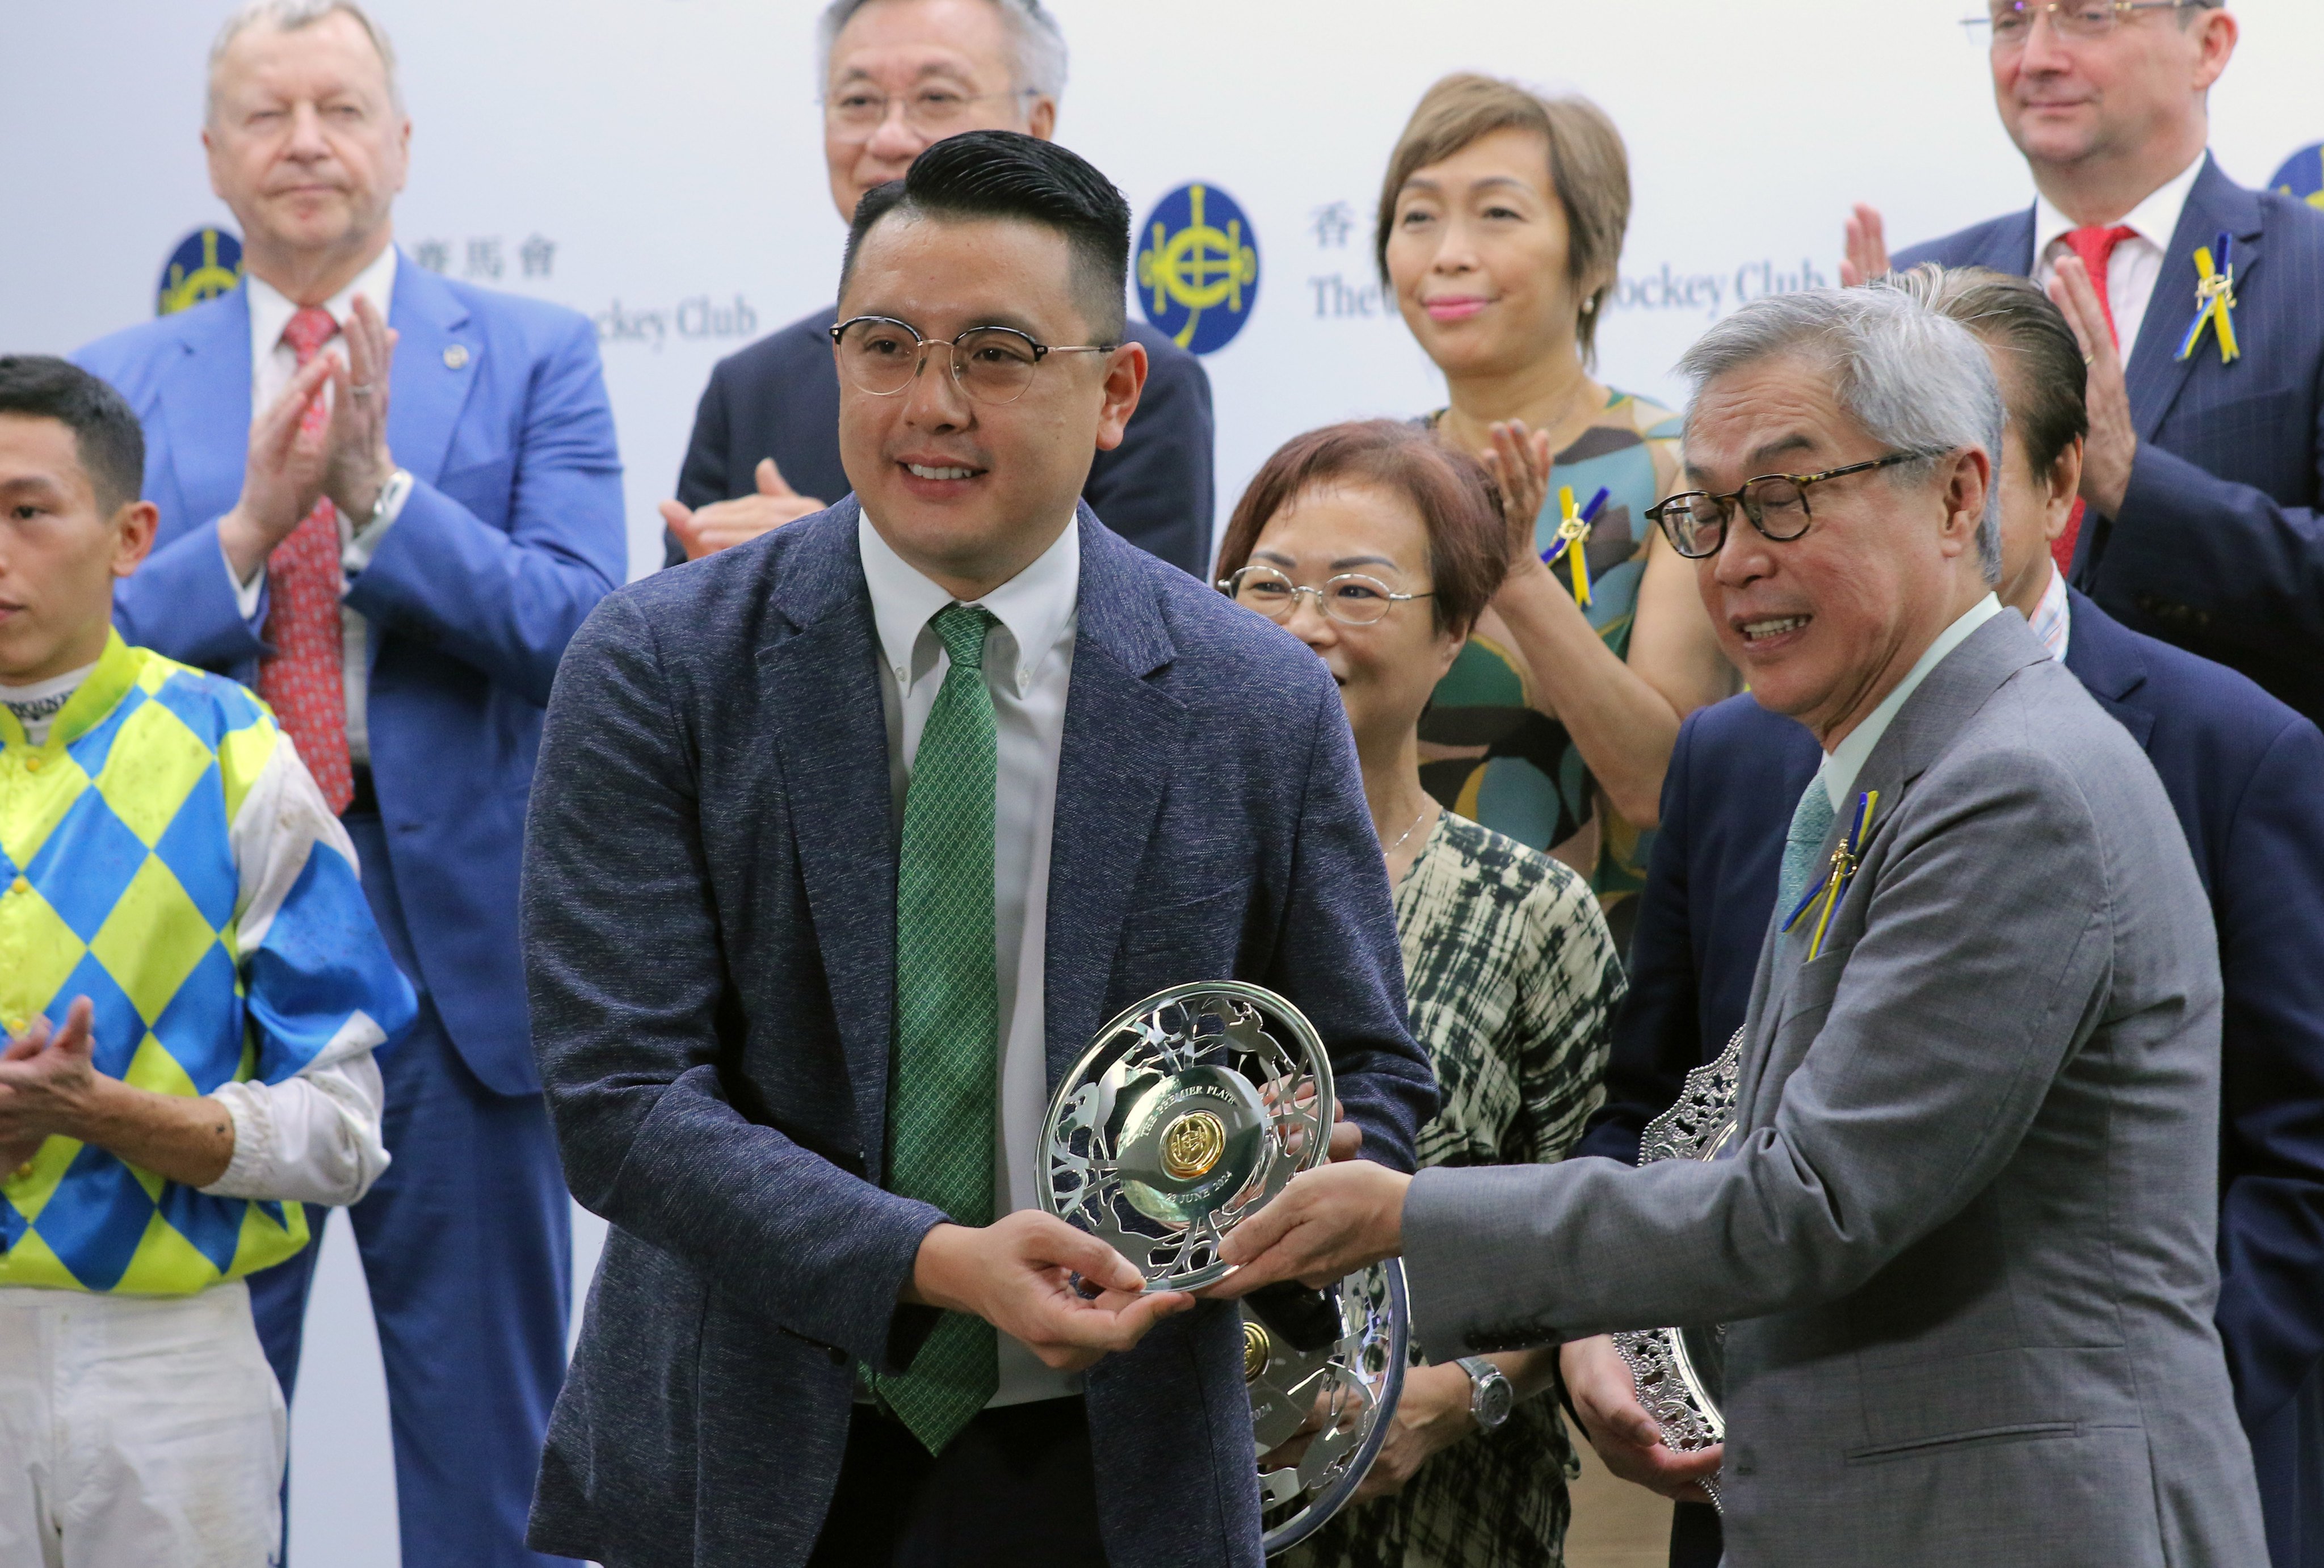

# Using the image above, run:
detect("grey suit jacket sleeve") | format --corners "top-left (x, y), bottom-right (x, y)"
top-left (1401, 744), bottom-right (2150, 1355)
top-left (523, 592), bottom-right (948, 1373)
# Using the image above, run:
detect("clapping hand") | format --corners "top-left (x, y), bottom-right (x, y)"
top-left (323, 293), bottom-right (400, 521)
top-left (662, 457), bottom-right (827, 561)
top-left (2048, 254), bottom-right (2137, 517)
top-left (1560, 1334), bottom-right (1722, 1505)
top-left (1839, 203), bottom-right (1893, 287)
top-left (217, 354), bottom-right (338, 582)
top-left (907, 1210), bottom-right (1192, 1372)
top-left (1478, 419), bottom-right (1553, 569)
top-left (0, 998), bottom-right (98, 1174)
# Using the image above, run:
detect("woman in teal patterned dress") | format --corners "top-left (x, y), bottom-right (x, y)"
top-left (1379, 74), bottom-right (1737, 945)
top-left (1215, 421), bottom-right (1624, 1568)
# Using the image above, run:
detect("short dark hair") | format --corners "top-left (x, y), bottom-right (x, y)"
top-left (839, 129), bottom-right (1131, 340)
top-left (1214, 420), bottom-right (1509, 637)
top-left (0, 356), bottom-right (146, 513)
top-left (1885, 264), bottom-right (2087, 483)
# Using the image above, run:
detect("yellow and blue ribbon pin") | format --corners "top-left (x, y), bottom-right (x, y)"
top-left (1781, 788), bottom-right (1880, 962)
top-left (1539, 484), bottom-right (1606, 611)
top-left (2174, 232), bottom-right (2241, 366)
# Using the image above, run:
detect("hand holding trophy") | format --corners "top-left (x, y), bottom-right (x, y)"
top-left (1037, 982), bottom-right (1409, 1553)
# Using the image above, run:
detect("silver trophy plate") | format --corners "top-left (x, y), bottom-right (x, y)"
top-left (1248, 1259), bottom-right (1407, 1556)
top-left (1040, 982), bottom-right (1333, 1291)
top-left (1612, 1026), bottom-right (1743, 1509)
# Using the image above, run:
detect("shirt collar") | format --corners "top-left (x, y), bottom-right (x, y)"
top-left (857, 511), bottom-right (1081, 697)
top-left (2026, 565), bottom-right (2072, 663)
top-left (1821, 593), bottom-right (2003, 810)
top-left (2033, 149), bottom-right (2207, 263)
top-left (247, 243), bottom-right (400, 361)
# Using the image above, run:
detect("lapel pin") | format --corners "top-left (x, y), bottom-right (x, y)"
top-left (2175, 232), bottom-right (2241, 366)
top-left (1539, 485), bottom-right (1608, 611)
top-left (1781, 788), bottom-right (1880, 962)
top-left (443, 344), bottom-right (470, 369)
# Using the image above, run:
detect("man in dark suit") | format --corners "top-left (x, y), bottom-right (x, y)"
top-left (1842, 2), bottom-right (2324, 722)
top-left (71, 6), bottom-right (623, 1563)
top-left (522, 132), bottom-right (1434, 1567)
top-left (1570, 269), bottom-right (2324, 1568)
top-left (659, 0), bottom-right (1214, 577)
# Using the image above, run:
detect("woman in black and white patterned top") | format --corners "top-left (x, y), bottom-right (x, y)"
top-left (1216, 421), bottom-right (1625, 1568)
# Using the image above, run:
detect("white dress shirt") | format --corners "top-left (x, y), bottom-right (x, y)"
top-left (1819, 594), bottom-right (2004, 809)
top-left (859, 511), bottom-right (1081, 1407)
top-left (234, 243), bottom-right (411, 766)
top-left (2033, 150), bottom-right (2206, 358)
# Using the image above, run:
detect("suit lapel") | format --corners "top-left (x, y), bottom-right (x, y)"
top-left (1043, 510), bottom-right (1186, 1087)
top-left (757, 501), bottom-right (901, 1171)
top-left (156, 287), bottom-right (254, 527)
top-left (2060, 591), bottom-right (2155, 751)
top-left (1982, 207), bottom-right (2039, 276)
top-left (2125, 156), bottom-right (2265, 443)
top-left (385, 254), bottom-right (481, 484)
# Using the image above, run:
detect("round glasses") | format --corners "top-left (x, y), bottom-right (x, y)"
top-left (1962, 1), bottom-right (2197, 47)
top-left (830, 316), bottom-right (1116, 407)
top-left (821, 86), bottom-right (1036, 140)
top-left (1646, 452), bottom-right (1930, 560)
top-left (1219, 565), bottom-right (1432, 627)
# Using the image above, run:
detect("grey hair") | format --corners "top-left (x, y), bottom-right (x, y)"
top-left (1676, 286), bottom-right (2006, 583)
top-left (208, 0), bottom-right (402, 121)
top-left (816, 0), bottom-right (1068, 100)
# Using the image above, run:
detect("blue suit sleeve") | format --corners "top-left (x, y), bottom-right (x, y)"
top-left (2096, 434), bottom-right (2324, 683)
top-left (1577, 715), bottom-right (1704, 1165)
top-left (112, 517), bottom-right (271, 670)
top-left (2213, 714), bottom-right (2324, 1430)
top-left (523, 593), bottom-right (950, 1372)
top-left (344, 312), bottom-right (625, 706)
top-left (1267, 675), bottom-right (1438, 1173)
top-left (1083, 345), bottom-right (1214, 578)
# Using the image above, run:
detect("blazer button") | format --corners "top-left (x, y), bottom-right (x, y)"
top-left (827, 1346), bottom-right (848, 1366)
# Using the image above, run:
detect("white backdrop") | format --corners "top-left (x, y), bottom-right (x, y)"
top-left (5, 2), bottom-right (2321, 1561)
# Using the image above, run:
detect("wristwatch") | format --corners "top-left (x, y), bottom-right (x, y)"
top-left (1457, 1355), bottom-right (1514, 1432)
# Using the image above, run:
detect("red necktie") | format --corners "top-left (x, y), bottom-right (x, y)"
top-left (258, 306), bottom-right (355, 815)
top-left (2053, 224), bottom-right (2138, 575)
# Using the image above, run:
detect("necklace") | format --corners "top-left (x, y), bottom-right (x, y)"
top-left (1381, 802), bottom-right (1434, 854)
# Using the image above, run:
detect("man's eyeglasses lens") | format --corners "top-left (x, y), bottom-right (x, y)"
top-left (1652, 478), bottom-right (1812, 559)
top-left (1227, 566), bottom-right (1406, 626)
top-left (835, 318), bottom-right (1044, 405)
top-left (824, 88), bottom-right (1019, 134)
top-left (1963, 2), bottom-right (2179, 44)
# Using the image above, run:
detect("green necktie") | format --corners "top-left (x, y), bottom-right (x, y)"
top-left (874, 602), bottom-right (1002, 1455)
top-left (1776, 779), bottom-right (1836, 924)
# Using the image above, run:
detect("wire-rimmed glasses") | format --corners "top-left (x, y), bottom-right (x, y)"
top-left (829, 316), bottom-right (1116, 406)
top-left (1962, 1), bottom-right (2198, 47)
top-left (1218, 565), bottom-right (1434, 627)
top-left (1645, 452), bottom-right (1931, 560)
top-left (821, 86), bottom-right (1037, 139)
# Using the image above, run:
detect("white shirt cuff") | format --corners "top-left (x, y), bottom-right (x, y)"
top-left (224, 535), bottom-right (266, 622)
top-left (342, 470), bottom-right (414, 575)
top-left (199, 1052), bottom-right (391, 1207)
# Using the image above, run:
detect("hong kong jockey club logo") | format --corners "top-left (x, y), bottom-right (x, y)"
top-left (2269, 143), bottom-right (2324, 213)
top-left (158, 227), bottom-right (245, 316)
top-left (1137, 183), bottom-right (1260, 355)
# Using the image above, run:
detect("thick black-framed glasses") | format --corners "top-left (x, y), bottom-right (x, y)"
top-left (1962, 1), bottom-right (2199, 47)
top-left (830, 316), bottom-right (1116, 406)
top-left (1646, 452), bottom-right (1930, 560)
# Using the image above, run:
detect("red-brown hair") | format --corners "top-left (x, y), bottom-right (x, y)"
top-left (1214, 420), bottom-right (1508, 636)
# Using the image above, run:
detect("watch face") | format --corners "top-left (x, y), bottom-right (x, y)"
top-left (1480, 1378), bottom-right (1514, 1427)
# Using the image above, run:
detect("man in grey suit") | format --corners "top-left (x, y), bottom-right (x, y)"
top-left (520, 131), bottom-right (1435, 1567)
top-left (1213, 285), bottom-right (2267, 1565)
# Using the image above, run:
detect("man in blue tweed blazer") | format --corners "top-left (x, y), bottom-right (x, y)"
top-left (520, 132), bottom-right (1434, 1567)
top-left (1847, 2), bottom-right (2324, 723)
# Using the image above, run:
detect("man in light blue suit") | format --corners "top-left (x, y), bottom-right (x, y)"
top-left (1846, 3), bottom-right (2324, 729)
top-left (71, 5), bottom-right (622, 1563)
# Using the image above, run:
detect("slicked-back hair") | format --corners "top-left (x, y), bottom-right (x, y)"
top-left (208, 0), bottom-right (401, 122)
top-left (1676, 286), bottom-right (2007, 583)
top-left (1214, 420), bottom-right (1509, 638)
top-left (816, 0), bottom-right (1067, 99)
top-left (840, 130), bottom-right (1130, 341)
top-left (1882, 263), bottom-right (2088, 486)
top-left (0, 357), bottom-right (147, 515)
top-left (1376, 73), bottom-right (1630, 367)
